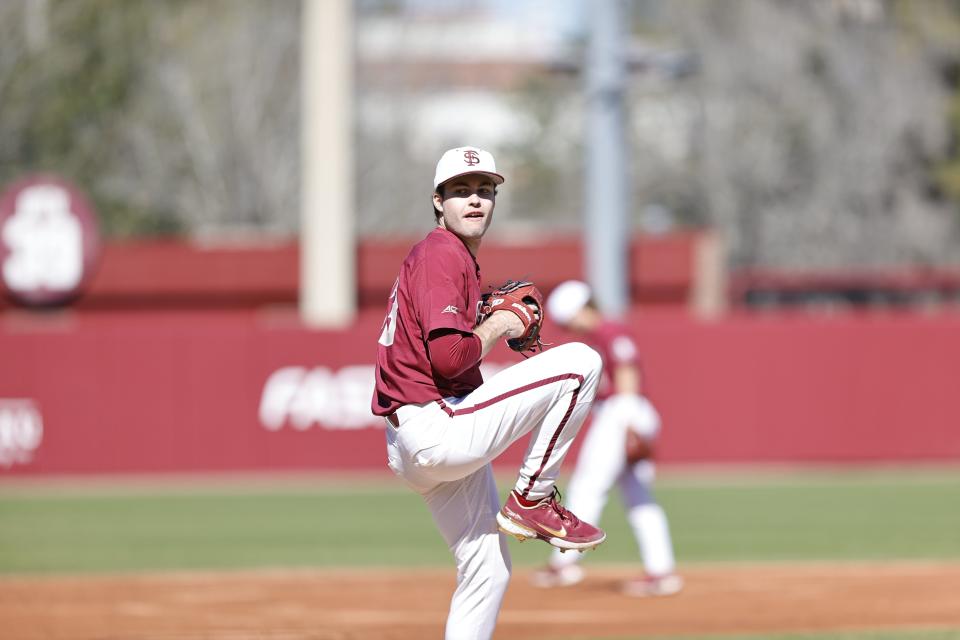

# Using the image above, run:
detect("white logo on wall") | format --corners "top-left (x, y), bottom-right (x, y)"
top-left (2, 185), bottom-right (83, 291)
top-left (0, 176), bottom-right (100, 307)
top-left (259, 365), bottom-right (381, 431)
top-left (258, 362), bottom-right (512, 432)
top-left (0, 399), bottom-right (43, 468)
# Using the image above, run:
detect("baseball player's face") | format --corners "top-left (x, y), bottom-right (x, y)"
top-left (435, 174), bottom-right (496, 249)
top-left (568, 308), bottom-right (598, 333)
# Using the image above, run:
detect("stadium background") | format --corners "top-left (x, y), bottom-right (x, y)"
top-left (2, 1), bottom-right (960, 639)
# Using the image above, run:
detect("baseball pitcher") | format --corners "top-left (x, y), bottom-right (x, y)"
top-left (371, 147), bottom-right (606, 640)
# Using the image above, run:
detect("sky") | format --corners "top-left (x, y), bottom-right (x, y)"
top-left (397, 0), bottom-right (587, 38)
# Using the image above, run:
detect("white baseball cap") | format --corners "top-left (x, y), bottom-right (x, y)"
top-left (547, 280), bottom-right (592, 326)
top-left (433, 146), bottom-right (505, 189)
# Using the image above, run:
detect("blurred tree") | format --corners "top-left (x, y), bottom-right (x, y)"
top-left (106, 0), bottom-right (300, 239)
top-left (1, 0), bottom-right (958, 270)
top-left (0, 0), bottom-right (178, 236)
top-left (901, 0), bottom-right (960, 209)
top-left (496, 74), bottom-right (584, 234)
top-left (937, 75), bottom-right (960, 203)
top-left (652, 0), bottom-right (960, 268)
top-left (0, 0), bottom-right (299, 239)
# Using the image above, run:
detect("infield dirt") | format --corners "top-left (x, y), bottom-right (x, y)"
top-left (2, 562), bottom-right (959, 639)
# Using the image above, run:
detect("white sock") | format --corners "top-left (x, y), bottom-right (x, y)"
top-left (628, 503), bottom-right (676, 576)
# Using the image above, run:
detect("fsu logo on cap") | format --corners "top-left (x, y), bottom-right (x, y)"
top-left (463, 150), bottom-right (480, 166)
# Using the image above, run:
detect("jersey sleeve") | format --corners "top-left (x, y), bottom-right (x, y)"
top-left (427, 330), bottom-right (482, 379)
top-left (418, 246), bottom-right (476, 335)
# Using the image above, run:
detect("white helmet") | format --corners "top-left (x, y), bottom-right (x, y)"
top-left (546, 280), bottom-right (592, 326)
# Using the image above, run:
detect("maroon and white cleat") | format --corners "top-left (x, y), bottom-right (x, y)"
top-left (530, 563), bottom-right (585, 588)
top-left (621, 573), bottom-right (684, 597)
top-left (496, 488), bottom-right (606, 551)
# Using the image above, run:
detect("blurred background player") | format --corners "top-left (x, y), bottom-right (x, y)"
top-left (532, 279), bottom-right (683, 597)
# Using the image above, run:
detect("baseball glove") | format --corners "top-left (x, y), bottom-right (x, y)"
top-left (479, 279), bottom-right (546, 354)
top-left (625, 429), bottom-right (655, 465)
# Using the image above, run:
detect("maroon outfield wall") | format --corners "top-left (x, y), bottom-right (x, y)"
top-left (2, 308), bottom-right (960, 475)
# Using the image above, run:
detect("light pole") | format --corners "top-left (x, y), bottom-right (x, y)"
top-left (584, 0), bottom-right (630, 317)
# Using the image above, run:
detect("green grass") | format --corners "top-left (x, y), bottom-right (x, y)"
top-left (0, 487), bottom-right (439, 573)
top-left (1, 468), bottom-right (959, 574)
top-left (580, 470), bottom-right (960, 566)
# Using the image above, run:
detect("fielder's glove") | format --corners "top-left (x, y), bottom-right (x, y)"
top-left (479, 279), bottom-right (546, 354)
top-left (625, 429), bottom-right (655, 465)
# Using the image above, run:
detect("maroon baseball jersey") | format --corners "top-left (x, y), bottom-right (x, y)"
top-left (584, 320), bottom-right (642, 401)
top-left (372, 227), bottom-right (484, 416)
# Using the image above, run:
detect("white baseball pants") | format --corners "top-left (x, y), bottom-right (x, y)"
top-left (550, 394), bottom-right (678, 578)
top-left (384, 342), bottom-right (602, 640)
